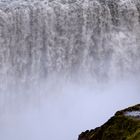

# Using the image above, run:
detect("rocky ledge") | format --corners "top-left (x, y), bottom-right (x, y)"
top-left (78, 104), bottom-right (140, 140)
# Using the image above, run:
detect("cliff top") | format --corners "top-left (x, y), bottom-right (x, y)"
top-left (78, 104), bottom-right (140, 140)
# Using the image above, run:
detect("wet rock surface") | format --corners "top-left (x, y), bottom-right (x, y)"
top-left (78, 104), bottom-right (140, 140)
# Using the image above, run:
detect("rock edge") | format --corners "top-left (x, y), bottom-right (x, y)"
top-left (78, 104), bottom-right (140, 140)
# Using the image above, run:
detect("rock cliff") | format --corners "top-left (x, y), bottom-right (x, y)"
top-left (78, 104), bottom-right (140, 140)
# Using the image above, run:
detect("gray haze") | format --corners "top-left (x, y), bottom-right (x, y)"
top-left (0, 79), bottom-right (140, 140)
top-left (0, 0), bottom-right (140, 140)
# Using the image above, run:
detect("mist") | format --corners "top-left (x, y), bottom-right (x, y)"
top-left (0, 76), bottom-right (140, 140)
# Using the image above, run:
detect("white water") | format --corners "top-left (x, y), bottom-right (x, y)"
top-left (125, 111), bottom-right (140, 117)
top-left (0, 0), bottom-right (140, 140)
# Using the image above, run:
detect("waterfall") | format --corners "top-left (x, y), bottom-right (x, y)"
top-left (0, 0), bottom-right (140, 90)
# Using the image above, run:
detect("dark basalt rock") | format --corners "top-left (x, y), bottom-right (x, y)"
top-left (78, 104), bottom-right (140, 140)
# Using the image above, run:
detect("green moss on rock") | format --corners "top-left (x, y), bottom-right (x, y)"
top-left (127, 128), bottom-right (140, 140)
top-left (78, 104), bottom-right (140, 140)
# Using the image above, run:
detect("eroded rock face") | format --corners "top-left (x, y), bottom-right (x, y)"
top-left (78, 104), bottom-right (140, 140)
